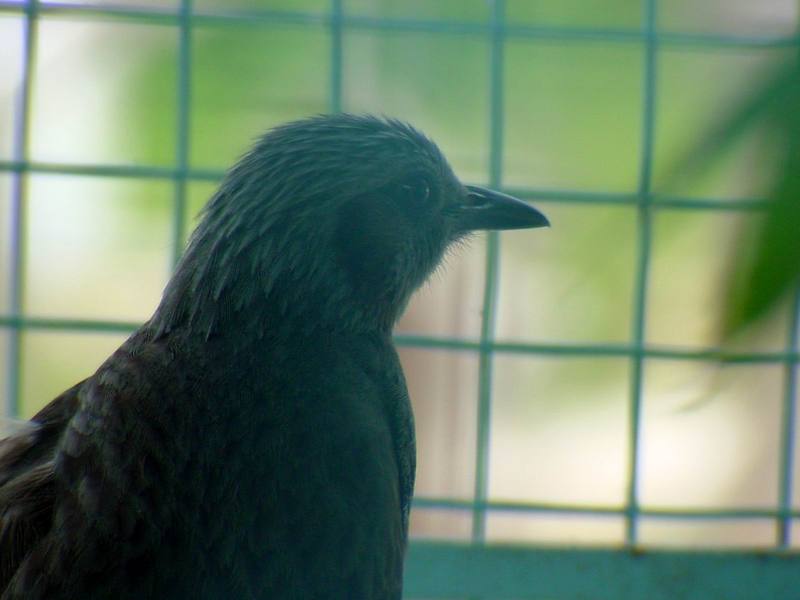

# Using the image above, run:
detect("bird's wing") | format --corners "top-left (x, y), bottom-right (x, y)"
top-left (0, 381), bottom-right (83, 591)
top-left (0, 337), bottom-right (200, 600)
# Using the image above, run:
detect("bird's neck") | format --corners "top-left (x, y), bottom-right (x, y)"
top-left (148, 225), bottom-right (401, 342)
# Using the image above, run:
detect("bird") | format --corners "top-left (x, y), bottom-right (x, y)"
top-left (0, 114), bottom-right (548, 599)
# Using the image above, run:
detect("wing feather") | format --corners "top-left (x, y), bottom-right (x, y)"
top-left (0, 382), bottom-right (83, 591)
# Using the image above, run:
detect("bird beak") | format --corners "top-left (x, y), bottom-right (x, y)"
top-left (456, 185), bottom-right (550, 231)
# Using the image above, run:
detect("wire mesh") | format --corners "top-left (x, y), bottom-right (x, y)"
top-left (1, 0), bottom-right (800, 596)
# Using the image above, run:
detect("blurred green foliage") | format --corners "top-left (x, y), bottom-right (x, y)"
top-left (664, 56), bottom-right (799, 340)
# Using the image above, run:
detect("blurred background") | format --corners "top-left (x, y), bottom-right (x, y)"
top-left (1, 0), bottom-right (799, 562)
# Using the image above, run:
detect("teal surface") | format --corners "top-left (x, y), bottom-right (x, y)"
top-left (405, 541), bottom-right (800, 599)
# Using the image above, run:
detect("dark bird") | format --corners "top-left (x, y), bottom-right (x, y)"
top-left (0, 114), bottom-right (548, 599)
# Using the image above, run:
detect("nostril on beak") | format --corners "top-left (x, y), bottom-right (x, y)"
top-left (467, 189), bottom-right (493, 209)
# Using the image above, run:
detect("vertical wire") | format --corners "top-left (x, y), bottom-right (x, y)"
top-left (778, 286), bottom-right (800, 547)
top-left (472, 0), bottom-right (505, 542)
top-left (776, 32), bottom-right (800, 548)
top-left (329, 0), bottom-right (343, 113)
top-left (625, 0), bottom-right (658, 546)
top-left (171, 0), bottom-right (192, 270)
top-left (5, 0), bottom-right (38, 418)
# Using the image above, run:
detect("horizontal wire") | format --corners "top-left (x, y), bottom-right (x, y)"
top-left (0, 0), bottom-right (797, 49)
top-left (0, 316), bottom-right (796, 364)
top-left (413, 496), bottom-right (800, 520)
top-left (0, 160), bottom-right (772, 211)
top-left (0, 159), bottom-right (222, 181)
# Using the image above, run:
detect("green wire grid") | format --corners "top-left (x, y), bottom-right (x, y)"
top-left (2, 0), bottom-right (800, 598)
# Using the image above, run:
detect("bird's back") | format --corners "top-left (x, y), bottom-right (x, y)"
top-left (0, 326), bottom-right (414, 599)
top-left (0, 332), bottom-right (195, 598)
top-left (0, 330), bottom-right (230, 598)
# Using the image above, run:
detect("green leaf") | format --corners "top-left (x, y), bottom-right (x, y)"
top-left (662, 57), bottom-right (800, 341)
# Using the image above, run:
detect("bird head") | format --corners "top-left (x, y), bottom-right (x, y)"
top-left (152, 115), bottom-right (548, 338)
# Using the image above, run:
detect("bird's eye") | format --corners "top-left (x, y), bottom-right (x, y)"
top-left (401, 179), bottom-right (432, 206)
